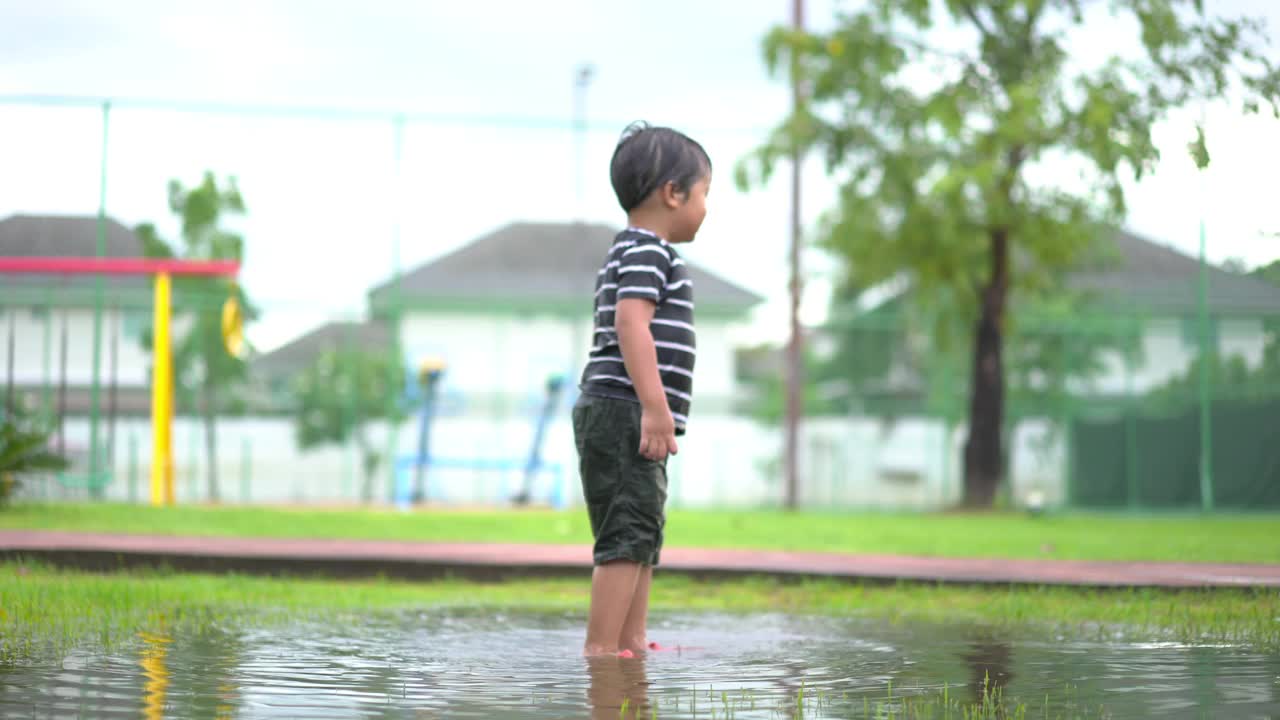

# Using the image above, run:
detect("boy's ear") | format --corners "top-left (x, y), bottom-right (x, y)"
top-left (658, 181), bottom-right (685, 209)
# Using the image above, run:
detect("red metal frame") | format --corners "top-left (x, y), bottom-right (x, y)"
top-left (0, 257), bottom-right (239, 277)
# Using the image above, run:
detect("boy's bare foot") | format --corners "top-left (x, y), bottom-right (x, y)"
top-left (583, 645), bottom-right (642, 659)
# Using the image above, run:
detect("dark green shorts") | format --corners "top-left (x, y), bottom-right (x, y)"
top-left (572, 393), bottom-right (668, 566)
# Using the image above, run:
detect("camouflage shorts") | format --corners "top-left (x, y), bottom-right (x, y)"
top-left (572, 393), bottom-right (668, 566)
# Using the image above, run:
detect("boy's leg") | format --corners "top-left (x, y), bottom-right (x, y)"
top-left (617, 564), bottom-right (653, 654)
top-left (584, 560), bottom-right (643, 656)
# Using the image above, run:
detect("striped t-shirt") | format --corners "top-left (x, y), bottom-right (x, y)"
top-left (580, 227), bottom-right (696, 432)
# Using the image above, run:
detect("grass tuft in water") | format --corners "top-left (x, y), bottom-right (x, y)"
top-left (3, 559), bottom-right (1277, 664)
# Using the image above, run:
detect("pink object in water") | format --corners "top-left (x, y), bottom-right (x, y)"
top-left (617, 649), bottom-right (636, 658)
top-left (647, 642), bottom-right (663, 651)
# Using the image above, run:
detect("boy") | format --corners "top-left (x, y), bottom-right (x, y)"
top-left (573, 122), bottom-right (711, 657)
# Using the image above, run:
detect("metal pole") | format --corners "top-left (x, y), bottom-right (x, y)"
top-left (1124, 348), bottom-right (1138, 510)
top-left (565, 64), bottom-right (594, 430)
top-left (783, 0), bottom-right (805, 509)
top-left (412, 370), bottom-right (440, 504)
top-left (383, 115), bottom-right (406, 503)
top-left (106, 306), bottom-right (120, 491)
top-left (41, 293), bottom-right (52, 419)
top-left (573, 64), bottom-right (594, 224)
top-left (128, 432), bottom-right (137, 503)
top-left (240, 435), bottom-right (251, 504)
top-left (5, 311), bottom-right (13, 412)
top-left (150, 272), bottom-right (174, 506)
top-left (1198, 217), bottom-right (1214, 511)
top-left (88, 100), bottom-right (110, 488)
top-left (57, 311), bottom-right (68, 456)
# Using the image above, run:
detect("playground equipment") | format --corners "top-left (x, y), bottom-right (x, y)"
top-left (512, 373), bottom-right (566, 505)
top-left (410, 358), bottom-right (445, 504)
top-left (0, 256), bottom-right (241, 506)
top-left (394, 370), bottom-right (568, 508)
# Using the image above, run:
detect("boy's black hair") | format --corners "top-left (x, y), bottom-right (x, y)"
top-left (610, 121), bottom-right (711, 213)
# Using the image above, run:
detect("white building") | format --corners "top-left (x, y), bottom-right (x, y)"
top-left (252, 221), bottom-right (767, 507)
top-left (795, 230), bottom-right (1280, 508)
top-left (0, 215), bottom-right (158, 421)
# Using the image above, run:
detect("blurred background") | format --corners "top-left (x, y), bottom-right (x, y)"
top-left (2, 0), bottom-right (1278, 512)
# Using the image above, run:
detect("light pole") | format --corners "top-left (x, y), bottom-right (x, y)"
top-left (784, 0), bottom-right (805, 509)
top-left (574, 64), bottom-right (595, 223)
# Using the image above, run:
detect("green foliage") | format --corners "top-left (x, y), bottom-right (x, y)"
top-left (744, 0), bottom-right (1278, 321)
top-left (1144, 352), bottom-right (1280, 412)
top-left (1143, 260), bottom-right (1280, 407)
top-left (135, 172), bottom-right (256, 501)
top-left (0, 404), bottom-right (68, 503)
top-left (744, 295), bottom-right (1140, 426)
top-left (1253, 260), bottom-right (1280, 375)
top-left (741, 0), bottom-right (1280, 503)
top-left (293, 348), bottom-right (406, 501)
top-left (135, 172), bottom-right (255, 391)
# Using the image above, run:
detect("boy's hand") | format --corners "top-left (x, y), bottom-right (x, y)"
top-left (639, 405), bottom-right (679, 461)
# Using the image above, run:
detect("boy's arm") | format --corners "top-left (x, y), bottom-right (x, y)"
top-left (616, 297), bottom-right (679, 461)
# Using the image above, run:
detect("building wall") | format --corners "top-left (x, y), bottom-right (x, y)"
top-left (399, 310), bottom-right (741, 402)
top-left (1, 307), bottom-right (157, 388)
top-left (1084, 316), bottom-right (1266, 394)
top-left (27, 413), bottom-right (984, 510)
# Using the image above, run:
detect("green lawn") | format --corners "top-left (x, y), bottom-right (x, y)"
top-left (5, 562), bottom-right (1278, 659)
top-left (3, 502), bottom-right (1279, 563)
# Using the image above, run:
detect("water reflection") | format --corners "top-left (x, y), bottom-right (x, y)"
top-left (138, 625), bottom-right (171, 720)
top-left (961, 635), bottom-right (1014, 703)
top-left (586, 654), bottom-right (650, 719)
top-left (1, 610), bottom-right (1276, 719)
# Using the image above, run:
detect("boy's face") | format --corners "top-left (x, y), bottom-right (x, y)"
top-left (670, 173), bottom-right (710, 244)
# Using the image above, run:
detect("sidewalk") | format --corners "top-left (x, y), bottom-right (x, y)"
top-left (3, 529), bottom-right (1278, 588)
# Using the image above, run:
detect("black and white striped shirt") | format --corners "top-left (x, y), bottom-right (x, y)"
top-left (580, 227), bottom-right (696, 432)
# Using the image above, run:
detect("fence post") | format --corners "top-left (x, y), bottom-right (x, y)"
top-left (1124, 344), bottom-right (1139, 511)
top-left (128, 432), bottom-right (137, 503)
top-left (87, 100), bottom-right (111, 496)
top-left (240, 435), bottom-right (251, 504)
top-left (1197, 220), bottom-right (1215, 511)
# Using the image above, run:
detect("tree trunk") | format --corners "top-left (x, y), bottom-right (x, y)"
top-left (355, 426), bottom-right (379, 504)
top-left (202, 370), bottom-right (219, 503)
top-left (962, 228), bottom-right (1010, 507)
top-left (361, 452), bottom-right (380, 504)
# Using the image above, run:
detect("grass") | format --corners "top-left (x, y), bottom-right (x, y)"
top-left (4, 560), bottom-right (1278, 660)
top-left (3, 502), bottom-right (1280, 563)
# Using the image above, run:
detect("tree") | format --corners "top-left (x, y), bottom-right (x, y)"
top-left (1, 401), bottom-right (68, 504)
top-left (293, 347), bottom-right (405, 503)
top-left (1248, 259), bottom-right (1280, 388)
top-left (740, 0), bottom-right (1280, 506)
top-left (136, 172), bottom-right (254, 503)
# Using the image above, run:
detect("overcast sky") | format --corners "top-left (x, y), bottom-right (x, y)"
top-left (1, 0), bottom-right (1277, 350)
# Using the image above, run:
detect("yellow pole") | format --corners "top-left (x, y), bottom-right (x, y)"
top-left (150, 272), bottom-right (173, 506)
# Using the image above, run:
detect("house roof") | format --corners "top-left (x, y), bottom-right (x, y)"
top-left (0, 214), bottom-right (144, 257)
top-left (253, 321), bottom-right (392, 377)
top-left (368, 222), bottom-right (765, 316)
top-left (1071, 231), bottom-right (1280, 315)
top-left (857, 230), bottom-right (1280, 319)
top-left (0, 214), bottom-right (151, 304)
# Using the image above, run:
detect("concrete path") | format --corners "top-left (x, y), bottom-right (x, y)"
top-left (3, 529), bottom-right (1278, 588)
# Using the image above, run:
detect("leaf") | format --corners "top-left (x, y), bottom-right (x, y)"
top-left (1187, 123), bottom-right (1211, 169)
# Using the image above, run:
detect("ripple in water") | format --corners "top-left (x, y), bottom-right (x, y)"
top-left (1, 609), bottom-right (1277, 718)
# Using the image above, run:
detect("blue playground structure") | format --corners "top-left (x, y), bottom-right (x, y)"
top-left (393, 364), bottom-right (569, 508)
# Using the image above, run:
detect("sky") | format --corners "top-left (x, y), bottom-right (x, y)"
top-left (1, 0), bottom-right (1277, 351)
